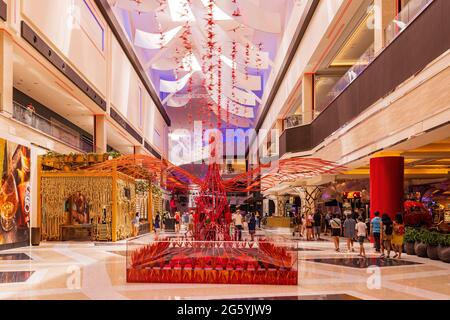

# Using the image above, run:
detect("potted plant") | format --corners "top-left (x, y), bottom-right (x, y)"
top-left (76, 153), bottom-right (86, 162)
top-left (404, 227), bottom-right (417, 255)
top-left (87, 152), bottom-right (96, 162)
top-left (423, 230), bottom-right (440, 260)
top-left (106, 151), bottom-right (121, 160)
top-left (414, 228), bottom-right (428, 258)
top-left (437, 233), bottom-right (450, 263)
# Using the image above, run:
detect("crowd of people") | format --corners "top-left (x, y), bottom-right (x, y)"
top-left (150, 208), bottom-right (262, 241)
top-left (291, 208), bottom-right (405, 259)
top-left (326, 210), bottom-right (405, 258)
top-left (148, 206), bottom-right (406, 259)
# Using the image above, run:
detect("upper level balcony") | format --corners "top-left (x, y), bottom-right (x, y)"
top-left (12, 101), bottom-right (92, 153)
top-left (279, 0), bottom-right (447, 156)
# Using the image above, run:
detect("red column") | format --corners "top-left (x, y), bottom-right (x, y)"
top-left (370, 156), bottom-right (404, 220)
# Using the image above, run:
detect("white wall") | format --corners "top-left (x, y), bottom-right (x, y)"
top-left (21, 0), bottom-right (107, 96)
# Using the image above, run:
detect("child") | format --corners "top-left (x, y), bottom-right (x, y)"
top-left (355, 216), bottom-right (367, 257)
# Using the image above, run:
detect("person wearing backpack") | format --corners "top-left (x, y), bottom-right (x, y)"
top-left (380, 214), bottom-right (393, 259)
top-left (392, 213), bottom-right (405, 259)
top-left (330, 214), bottom-right (342, 252)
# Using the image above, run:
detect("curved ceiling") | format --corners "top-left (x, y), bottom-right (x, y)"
top-left (109, 0), bottom-right (297, 131)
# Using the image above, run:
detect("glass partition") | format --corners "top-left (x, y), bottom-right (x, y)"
top-left (126, 234), bottom-right (299, 285)
top-left (384, 0), bottom-right (433, 47)
top-left (12, 101), bottom-right (92, 152)
top-left (315, 44), bottom-right (375, 114)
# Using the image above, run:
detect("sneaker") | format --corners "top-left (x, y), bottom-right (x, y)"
top-left (379, 254), bottom-right (385, 259)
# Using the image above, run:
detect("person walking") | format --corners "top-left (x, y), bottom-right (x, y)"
top-left (324, 211), bottom-right (331, 235)
top-left (343, 213), bottom-right (356, 252)
top-left (154, 213), bottom-right (161, 234)
top-left (313, 210), bottom-right (322, 240)
top-left (132, 212), bottom-right (140, 237)
top-left (255, 211), bottom-right (261, 229)
top-left (355, 216), bottom-right (368, 257)
top-left (380, 214), bottom-right (393, 259)
top-left (392, 213), bottom-right (405, 259)
top-left (306, 212), bottom-right (314, 241)
top-left (248, 212), bottom-right (257, 241)
top-left (330, 214), bottom-right (342, 252)
top-left (174, 211), bottom-right (181, 233)
top-left (232, 210), bottom-right (244, 241)
top-left (371, 211), bottom-right (382, 253)
top-left (292, 212), bottom-right (302, 238)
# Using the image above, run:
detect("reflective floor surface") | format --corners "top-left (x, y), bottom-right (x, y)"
top-left (0, 230), bottom-right (449, 300)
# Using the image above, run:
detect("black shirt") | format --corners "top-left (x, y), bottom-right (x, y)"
top-left (313, 213), bottom-right (322, 227)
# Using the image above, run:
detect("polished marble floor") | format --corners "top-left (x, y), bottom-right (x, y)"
top-left (0, 230), bottom-right (449, 300)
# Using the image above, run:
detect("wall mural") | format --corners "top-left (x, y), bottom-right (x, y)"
top-left (0, 138), bottom-right (31, 249)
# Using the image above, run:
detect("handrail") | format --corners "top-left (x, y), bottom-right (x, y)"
top-left (385, 0), bottom-right (433, 47)
top-left (312, 0), bottom-right (433, 121)
top-left (12, 101), bottom-right (92, 152)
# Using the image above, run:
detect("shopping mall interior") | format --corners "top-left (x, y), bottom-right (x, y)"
top-left (0, 0), bottom-right (449, 301)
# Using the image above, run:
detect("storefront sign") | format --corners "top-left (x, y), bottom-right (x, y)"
top-left (343, 191), bottom-right (361, 199)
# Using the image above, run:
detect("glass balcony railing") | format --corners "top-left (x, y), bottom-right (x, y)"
top-left (284, 114), bottom-right (303, 129)
top-left (12, 101), bottom-right (92, 152)
top-left (313, 0), bottom-right (432, 119)
top-left (384, 0), bottom-right (433, 47)
top-left (315, 44), bottom-right (376, 114)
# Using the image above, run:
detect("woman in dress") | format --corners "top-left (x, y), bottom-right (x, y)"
top-left (154, 214), bottom-right (160, 234)
top-left (380, 214), bottom-right (393, 259)
top-left (392, 213), bottom-right (405, 259)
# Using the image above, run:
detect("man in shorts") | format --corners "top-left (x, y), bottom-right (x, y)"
top-left (330, 214), bottom-right (342, 252)
top-left (356, 216), bottom-right (368, 257)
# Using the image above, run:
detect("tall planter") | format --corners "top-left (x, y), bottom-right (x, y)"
top-left (437, 245), bottom-right (450, 263)
top-left (405, 242), bottom-right (415, 255)
top-left (414, 241), bottom-right (428, 258)
top-left (427, 245), bottom-right (439, 260)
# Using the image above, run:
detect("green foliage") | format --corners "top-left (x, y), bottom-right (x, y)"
top-left (422, 230), bottom-right (441, 246)
top-left (404, 227), bottom-right (421, 243)
top-left (438, 233), bottom-right (450, 247)
top-left (136, 180), bottom-right (150, 195)
top-left (405, 227), bottom-right (450, 247)
top-left (151, 184), bottom-right (162, 198)
top-left (107, 151), bottom-right (121, 159)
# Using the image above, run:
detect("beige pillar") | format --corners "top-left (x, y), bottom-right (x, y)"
top-left (374, 0), bottom-right (398, 54)
top-left (301, 73), bottom-right (314, 123)
top-left (94, 115), bottom-right (107, 153)
top-left (0, 31), bottom-right (13, 116)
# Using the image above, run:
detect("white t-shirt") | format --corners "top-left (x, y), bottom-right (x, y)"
top-left (356, 222), bottom-right (367, 237)
top-left (233, 213), bottom-right (243, 226)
